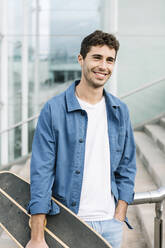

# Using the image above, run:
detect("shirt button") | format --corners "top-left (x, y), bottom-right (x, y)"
top-left (71, 201), bottom-right (76, 207)
top-left (79, 138), bottom-right (84, 143)
top-left (81, 111), bottom-right (85, 116)
top-left (75, 170), bottom-right (80, 174)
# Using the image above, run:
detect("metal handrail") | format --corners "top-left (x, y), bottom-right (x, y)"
top-left (0, 114), bottom-right (39, 135)
top-left (0, 77), bottom-right (165, 135)
top-left (132, 187), bottom-right (165, 205)
top-left (120, 77), bottom-right (165, 99)
top-left (132, 187), bottom-right (165, 248)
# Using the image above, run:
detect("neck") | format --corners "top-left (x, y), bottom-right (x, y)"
top-left (76, 80), bottom-right (104, 105)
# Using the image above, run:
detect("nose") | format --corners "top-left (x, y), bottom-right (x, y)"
top-left (98, 60), bottom-right (108, 70)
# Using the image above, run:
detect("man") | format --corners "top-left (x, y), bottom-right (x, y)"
top-left (26, 30), bottom-right (136, 248)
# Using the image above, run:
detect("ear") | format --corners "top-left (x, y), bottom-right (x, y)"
top-left (78, 54), bottom-right (83, 67)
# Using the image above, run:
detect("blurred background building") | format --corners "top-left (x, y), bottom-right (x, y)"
top-left (0, 0), bottom-right (165, 166)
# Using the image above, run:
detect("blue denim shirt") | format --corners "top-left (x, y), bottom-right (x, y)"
top-left (27, 81), bottom-right (136, 226)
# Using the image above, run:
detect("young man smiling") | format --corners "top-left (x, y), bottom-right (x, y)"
top-left (26, 30), bottom-right (136, 248)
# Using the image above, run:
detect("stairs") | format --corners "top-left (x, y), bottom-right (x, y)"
top-left (133, 116), bottom-right (165, 248)
top-left (0, 229), bottom-right (18, 248)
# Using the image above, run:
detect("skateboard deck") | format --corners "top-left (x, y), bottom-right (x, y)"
top-left (0, 171), bottom-right (112, 248)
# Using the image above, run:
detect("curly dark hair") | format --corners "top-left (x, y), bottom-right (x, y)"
top-left (80, 30), bottom-right (120, 59)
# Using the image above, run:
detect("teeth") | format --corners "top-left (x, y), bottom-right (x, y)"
top-left (95, 72), bottom-right (106, 77)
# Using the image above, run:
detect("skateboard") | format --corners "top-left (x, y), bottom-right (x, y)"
top-left (0, 171), bottom-right (112, 248)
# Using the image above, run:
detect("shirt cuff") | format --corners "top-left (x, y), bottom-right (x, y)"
top-left (118, 191), bottom-right (135, 205)
top-left (27, 198), bottom-right (60, 215)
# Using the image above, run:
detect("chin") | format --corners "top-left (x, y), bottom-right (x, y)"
top-left (92, 76), bottom-right (110, 88)
top-left (90, 81), bottom-right (106, 89)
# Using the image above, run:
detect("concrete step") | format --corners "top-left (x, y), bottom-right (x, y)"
top-left (0, 228), bottom-right (18, 248)
top-left (121, 155), bottom-right (159, 248)
top-left (134, 131), bottom-right (165, 187)
top-left (122, 205), bottom-right (148, 248)
top-left (9, 164), bottom-right (23, 175)
top-left (160, 117), bottom-right (165, 128)
top-left (134, 156), bottom-right (165, 248)
top-left (144, 124), bottom-right (165, 153)
top-left (9, 158), bottom-right (30, 182)
top-left (17, 157), bottom-right (30, 182)
top-left (0, 239), bottom-right (18, 248)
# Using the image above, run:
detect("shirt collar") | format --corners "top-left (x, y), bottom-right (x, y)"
top-left (103, 88), bottom-right (120, 108)
top-left (65, 80), bottom-right (120, 112)
top-left (65, 80), bottom-right (82, 112)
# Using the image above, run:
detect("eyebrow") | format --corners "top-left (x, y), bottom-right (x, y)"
top-left (91, 54), bottom-right (116, 61)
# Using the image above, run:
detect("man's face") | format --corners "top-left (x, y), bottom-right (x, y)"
top-left (78, 45), bottom-right (116, 89)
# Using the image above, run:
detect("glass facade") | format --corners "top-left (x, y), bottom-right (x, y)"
top-left (0, 0), bottom-right (101, 165)
top-left (0, 0), bottom-right (164, 166)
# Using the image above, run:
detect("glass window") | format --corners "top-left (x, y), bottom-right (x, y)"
top-left (8, 36), bottom-right (22, 162)
top-left (40, 0), bottom-right (100, 11)
top-left (8, 37), bottom-right (22, 126)
top-left (8, 0), bottom-right (23, 35)
top-left (5, 0), bottom-right (101, 163)
top-left (49, 36), bottom-right (82, 64)
top-left (49, 11), bottom-right (100, 35)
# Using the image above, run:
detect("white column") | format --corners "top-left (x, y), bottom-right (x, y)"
top-left (101, 0), bottom-right (118, 96)
top-left (0, 0), bottom-right (8, 165)
top-left (21, 0), bottom-right (29, 156)
top-left (34, 0), bottom-right (40, 117)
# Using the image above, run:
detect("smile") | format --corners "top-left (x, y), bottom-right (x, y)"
top-left (93, 71), bottom-right (108, 78)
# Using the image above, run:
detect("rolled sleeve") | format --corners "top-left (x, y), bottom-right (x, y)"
top-left (27, 198), bottom-right (60, 215)
top-left (27, 102), bottom-right (59, 215)
top-left (115, 108), bottom-right (136, 205)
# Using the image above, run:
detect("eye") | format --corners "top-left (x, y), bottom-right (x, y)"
top-left (107, 57), bottom-right (115, 64)
top-left (93, 56), bottom-right (100, 60)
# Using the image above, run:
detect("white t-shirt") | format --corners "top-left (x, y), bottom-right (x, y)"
top-left (77, 96), bottom-right (115, 221)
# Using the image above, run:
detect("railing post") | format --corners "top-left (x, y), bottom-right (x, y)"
top-left (154, 201), bottom-right (163, 248)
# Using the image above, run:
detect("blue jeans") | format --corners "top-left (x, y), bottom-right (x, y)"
top-left (86, 218), bottom-right (123, 248)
